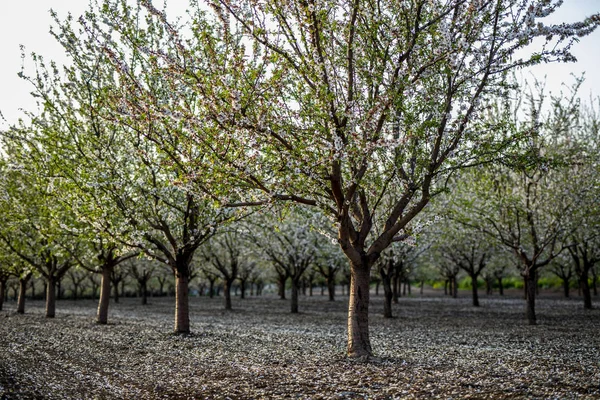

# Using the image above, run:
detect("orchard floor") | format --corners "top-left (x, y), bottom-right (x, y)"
top-left (1, 290), bottom-right (599, 399)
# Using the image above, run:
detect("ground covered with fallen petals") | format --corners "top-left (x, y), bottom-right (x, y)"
top-left (1, 291), bottom-right (599, 399)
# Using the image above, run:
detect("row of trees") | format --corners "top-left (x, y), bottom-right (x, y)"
top-left (1, 0), bottom-right (599, 358)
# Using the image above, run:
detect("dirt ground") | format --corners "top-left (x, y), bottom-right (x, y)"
top-left (1, 290), bottom-right (599, 399)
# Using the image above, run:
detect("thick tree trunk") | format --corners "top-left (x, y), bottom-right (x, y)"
top-left (46, 278), bottom-right (57, 318)
top-left (471, 275), bottom-right (479, 307)
top-left (525, 272), bottom-right (537, 325)
top-left (291, 279), bottom-right (299, 314)
top-left (17, 278), bottom-right (28, 314)
top-left (580, 271), bottom-right (592, 310)
top-left (327, 278), bottom-right (335, 301)
top-left (224, 279), bottom-right (233, 310)
top-left (97, 267), bottom-right (111, 324)
top-left (347, 264), bottom-right (372, 358)
top-left (174, 273), bottom-right (190, 333)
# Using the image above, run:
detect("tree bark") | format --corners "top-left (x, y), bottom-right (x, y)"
top-left (471, 274), bottom-right (479, 307)
top-left (291, 279), bottom-right (299, 314)
top-left (174, 272), bottom-right (190, 333)
top-left (525, 272), bottom-right (537, 325)
top-left (224, 279), bottom-right (233, 310)
top-left (97, 267), bottom-right (112, 324)
top-left (347, 263), bottom-right (372, 358)
top-left (17, 278), bottom-right (28, 314)
top-left (46, 278), bottom-right (57, 318)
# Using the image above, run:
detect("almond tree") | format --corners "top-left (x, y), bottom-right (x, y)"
top-left (202, 231), bottom-right (247, 310)
top-left (433, 222), bottom-right (494, 306)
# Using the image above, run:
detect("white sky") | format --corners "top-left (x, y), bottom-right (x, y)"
top-left (0, 1), bottom-right (599, 129)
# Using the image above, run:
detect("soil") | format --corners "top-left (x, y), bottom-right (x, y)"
top-left (1, 290), bottom-right (599, 399)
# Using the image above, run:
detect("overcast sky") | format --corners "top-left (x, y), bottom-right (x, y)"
top-left (1, 1), bottom-right (599, 129)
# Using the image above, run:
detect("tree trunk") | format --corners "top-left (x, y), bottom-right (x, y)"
top-left (46, 278), bottom-right (57, 318)
top-left (224, 279), bottom-right (233, 310)
top-left (444, 279), bottom-right (448, 295)
top-left (174, 273), bottom-right (190, 333)
top-left (525, 272), bottom-right (537, 325)
top-left (347, 263), bottom-right (372, 358)
top-left (471, 274), bottom-right (479, 307)
top-left (498, 277), bottom-right (504, 296)
top-left (277, 275), bottom-right (286, 300)
top-left (240, 280), bottom-right (246, 299)
top-left (97, 267), bottom-right (111, 324)
top-left (113, 280), bottom-right (120, 303)
top-left (327, 277), bottom-right (335, 301)
top-left (420, 280), bottom-right (424, 295)
top-left (209, 279), bottom-right (215, 299)
top-left (382, 275), bottom-right (393, 319)
top-left (563, 278), bottom-right (570, 298)
top-left (580, 270), bottom-right (592, 310)
top-left (291, 279), bottom-right (299, 314)
top-left (141, 280), bottom-right (148, 305)
top-left (17, 278), bottom-right (28, 314)
top-left (452, 276), bottom-right (458, 298)
top-left (392, 275), bottom-right (399, 303)
top-left (30, 280), bottom-right (36, 300)
top-left (309, 281), bottom-right (313, 297)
